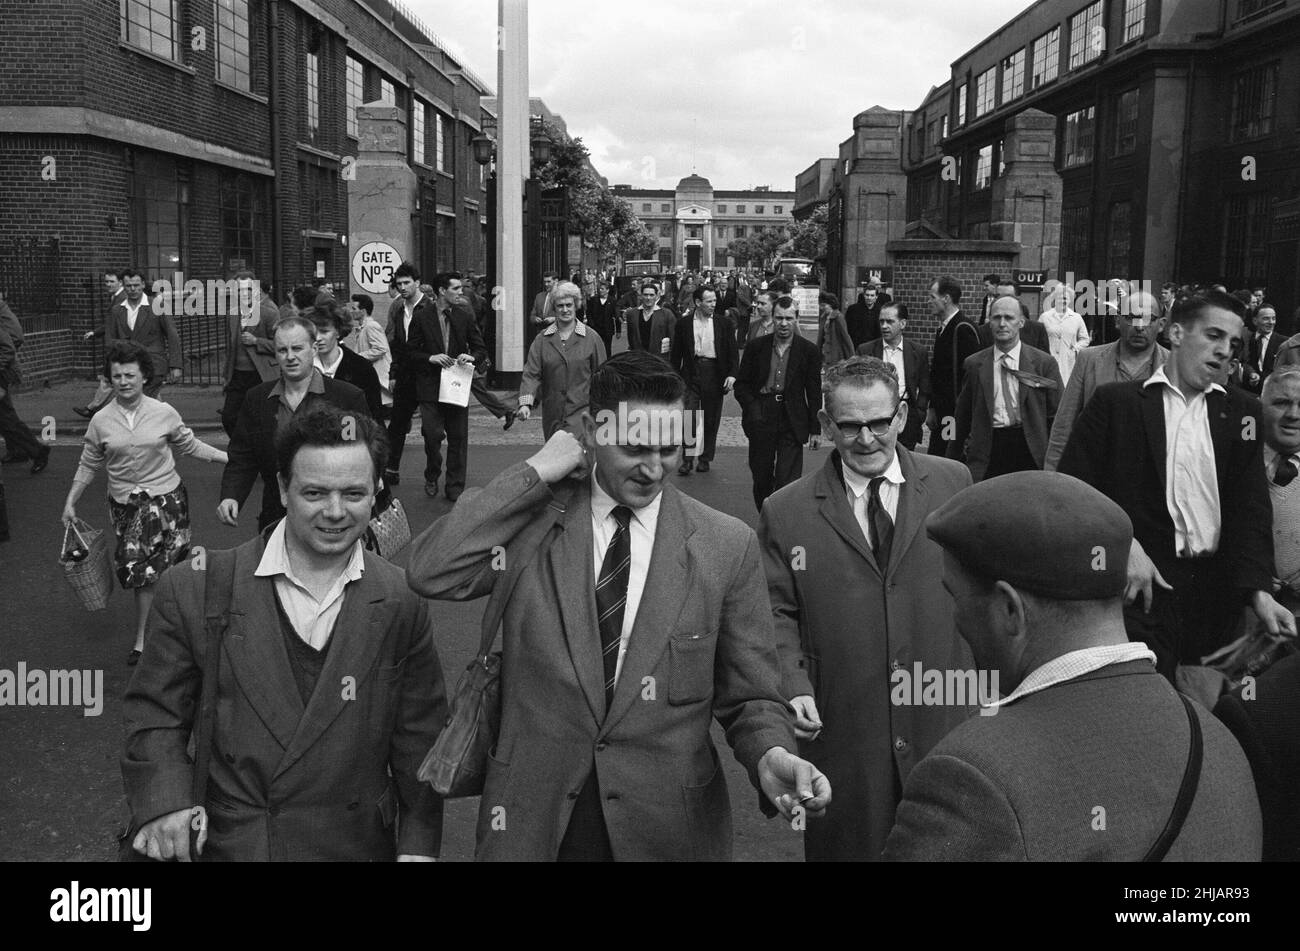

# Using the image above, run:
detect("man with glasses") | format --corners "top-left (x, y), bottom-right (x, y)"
top-left (759, 355), bottom-right (974, 861)
top-left (950, 296), bottom-right (1062, 481)
top-left (1045, 290), bottom-right (1168, 471)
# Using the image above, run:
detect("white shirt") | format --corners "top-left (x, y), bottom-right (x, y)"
top-left (842, 451), bottom-right (904, 551)
top-left (1144, 367), bottom-right (1223, 558)
top-left (254, 520), bottom-right (366, 650)
top-left (1265, 444), bottom-right (1300, 483)
top-left (590, 467), bottom-right (663, 687)
top-left (881, 338), bottom-right (907, 395)
top-left (123, 297), bottom-right (146, 332)
top-left (314, 347), bottom-right (344, 378)
top-left (694, 314), bottom-right (716, 358)
top-left (986, 644), bottom-right (1157, 709)
top-left (403, 292), bottom-right (424, 338)
top-left (1257, 332), bottom-right (1273, 371)
top-left (991, 342), bottom-right (1022, 428)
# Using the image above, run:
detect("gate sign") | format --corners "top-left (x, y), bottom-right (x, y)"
top-left (352, 242), bottom-right (400, 293)
top-left (856, 266), bottom-right (893, 287)
top-left (1015, 270), bottom-right (1048, 290)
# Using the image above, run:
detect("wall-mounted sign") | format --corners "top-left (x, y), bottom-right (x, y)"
top-left (856, 266), bottom-right (893, 287)
top-left (351, 242), bottom-right (400, 293)
top-left (1015, 270), bottom-right (1048, 289)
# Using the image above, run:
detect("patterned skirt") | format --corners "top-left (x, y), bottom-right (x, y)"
top-left (108, 483), bottom-right (192, 589)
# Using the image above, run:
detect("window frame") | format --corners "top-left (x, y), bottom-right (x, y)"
top-left (214, 0), bottom-right (251, 90)
top-left (1112, 87), bottom-right (1140, 156)
top-left (1031, 27), bottom-right (1061, 89)
top-left (1068, 1), bottom-right (1106, 71)
top-left (975, 67), bottom-right (997, 118)
top-left (1062, 104), bottom-right (1097, 168)
top-left (1001, 48), bottom-right (1026, 104)
top-left (121, 0), bottom-right (181, 62)
top-left (1121, 0), bottom-right (1148, 45)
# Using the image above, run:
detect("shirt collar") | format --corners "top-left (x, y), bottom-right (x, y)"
top-left (995, 341), bottom-right (1022, 365)
top-left (986, 644), bottom-right (1157, 709)
top-left (1142, 365), bottom-right (1225, 398)
top-left (542, 320), bottom-right (587, 336)
top-left (589, 464), bottom-right (663, 530)
top-left (882, 337), bottom-right (904, 351)
top-left (1264, 444), bottom-right (1300, 472)
top-left (254, 519), bottom-right (366, 587)
top-left (405, 292), bottom-right (424, 312)
top-left (840, 450), bottom-right (905, 499)
top-left (270, 368), bottom-right (327, 398)
top-left (315, 348), bottom-right (344, 374)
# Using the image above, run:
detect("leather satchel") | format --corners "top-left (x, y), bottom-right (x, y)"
top-left (418, 481), bottom-right (578, 798)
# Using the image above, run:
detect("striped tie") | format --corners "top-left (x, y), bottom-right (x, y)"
top-left (596, 505), bottom-right (633, 707)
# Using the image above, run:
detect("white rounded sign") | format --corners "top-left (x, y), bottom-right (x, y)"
top-left (351, 241), bottom-right (401, 293)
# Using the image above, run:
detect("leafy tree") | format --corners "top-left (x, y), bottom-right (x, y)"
top-left (785, 204), bottom-right (829, 260)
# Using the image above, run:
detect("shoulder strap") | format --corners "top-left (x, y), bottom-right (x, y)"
top-left (1143, 693), bottom-right (1203, 862)
top-left (191, 548), bottom-right (236, 808)
top-left (473, 480), bottom-right (579, 661)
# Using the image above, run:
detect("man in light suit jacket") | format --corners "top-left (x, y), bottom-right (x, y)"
top-left (976, 283), bottom-right (1049, 351)
top-left (950, 296), bottom-right (1062, 481)
top-left (857, 301), bottom-right (930, 450)
top-left (124, 408), bottom-right (447, 861)
top-left (884, 472), bottom-right (1262, 861)
top-left (106, 269), bottom-right (183, 397)
top-left (406, 351), bottom-right (831, 861)
top-left (220, 273), bottom-right (281, 436)
top-left (761, 356), bottom-right (975, 861)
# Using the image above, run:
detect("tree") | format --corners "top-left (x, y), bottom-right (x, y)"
top-left (785, 204), bottom-right (829, 261)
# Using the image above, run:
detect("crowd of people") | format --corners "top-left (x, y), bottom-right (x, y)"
top-left (1, 259), bottom-right (1297, 864)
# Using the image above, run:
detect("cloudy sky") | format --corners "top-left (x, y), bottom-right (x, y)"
top-left (412, 0), bottom-right (1028, 191)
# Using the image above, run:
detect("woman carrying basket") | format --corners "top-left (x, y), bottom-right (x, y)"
top-left (61, 341), bottom-right (227, 666)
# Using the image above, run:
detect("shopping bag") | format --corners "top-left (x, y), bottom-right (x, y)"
top-left (438, 362), bottom-right (473, 407)
top-left (365, 496), bottom-right (411, 560)
top-left (60, 518), bottom-right (115, 612)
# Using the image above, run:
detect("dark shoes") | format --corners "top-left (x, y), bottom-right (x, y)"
top-left (127, 649), bottom-right (142, 667)
top-left (30, 446), bottom-right (50, 474)
top-left (696, 460), bottom-right (710, 473)
top-left (503, 412), bottom-right (515, 431)
top-left (384, 468), bottom-right (401, 486)
top-left (424, 482), bottom-right (439, 498)
top-left (72, 406), bottom-right (94, 419)
top-left (444, 488), bottom-right (462, 502)
top-left (678, 459), bottom-right (694, 476)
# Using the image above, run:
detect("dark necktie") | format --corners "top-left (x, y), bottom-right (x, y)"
top-left (596, 506), bottom-right (633, 707)
top-left (867, 477), bottom-right (894, 569)
top-left (1275, 457), bottom-right (1297, 487)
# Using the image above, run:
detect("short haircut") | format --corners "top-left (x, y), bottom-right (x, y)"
top-left (274, 315), bottom-right (318, 342)
top-left (1263, 366), bottom-right (1300, 400)
top-left (351, 293), bottom-right (374, 316)
top-left (394, 262), bottom-right (420, 282)
top-left (822, 355), bottom-right (901, 411)
top-left (543, 270), bottom-right (558, 280)
top-left (275, 405), bottom-right (389, 489)
top-left (122, 268), bottom-right (143, 282)
top-left (772, 295), bottom-right (797, 314)
top-left (588, 350), bottom-right (686, 415)
top-left (104, 340), bottom-right (154, 381)
top-left (819, 292), bottom-right (840, 309)
top-left (1123, 290), bottom-right (1164, 319)
top-left (640, 281), bottom-right (659, 294)
top-left (1169, 289), bottom-right (1247, 329)
top-left (432, 271), bottom-right (462, 294)
top-left (996, 280), bottom-right (1020, 296)
top-left (881, 301), bottom-right (908, 321)
top-left (1256, 302), bottom-right (1277, 317)
top-left (932, 276), bottom-right (962, 303)
top-left (767, 277), bottom-right (791, 295)
top-left (1231, 289), bottom-right (1253, 307)
top-left (306, 298), bottom-right (351, 335)
top-left (233, 269), bottom-right (257, 283)
top-left (693, 284), bottom-right (717, 302)
top-left (552, 280), bottom-right (583, 305)
top-left (1161, 282), bottom-right (1179, 294)
top-left (983, 273), bottom-right (1001, 285)
top-left (291, 285), bottom-right (318, 311)
top-left (104, 269), bottom-right (125, 281)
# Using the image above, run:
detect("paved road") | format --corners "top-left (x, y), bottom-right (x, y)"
top-left (0, 437), bottom-right (822, 862)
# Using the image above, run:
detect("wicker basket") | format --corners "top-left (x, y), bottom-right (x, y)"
top-left (60, 518), bottom-right (115, 612)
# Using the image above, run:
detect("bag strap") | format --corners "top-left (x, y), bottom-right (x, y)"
top-left (474, 480), bottom-right (579, 661)
top-left (191, 548), bottom-right (235, 812)
top-left (1142, 693), bottom-right (1203, 862)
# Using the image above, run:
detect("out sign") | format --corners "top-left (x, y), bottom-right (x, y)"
top-left (351, 241), bottom-right (401, 293)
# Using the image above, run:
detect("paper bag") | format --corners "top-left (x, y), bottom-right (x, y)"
top-left (438, 361), bottom-right (473, 407)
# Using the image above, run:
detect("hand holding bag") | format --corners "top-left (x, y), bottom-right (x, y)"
top-left (365, 494), bottom-right (412, 559)
top-left (60, 518), bottom-right (115, 612)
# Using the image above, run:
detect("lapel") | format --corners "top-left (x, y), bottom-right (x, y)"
top-left (1207, 388), bottom-right (1233, 491)
top-left (550, 486), bottom-right (605, 724)
top-left (131, 306), bottom-right (153, 341)
top-left (602, 484), bottom-right (692, 733)
top-left (424, 303), bottom-right (447, 353)
top-left (754, 335), bottom-right (774, 384)
top-left (1140, 382), bottom-right (1167, 487)
top-left (887, 448), bottom-right (930, 576)
top-left (979, 349), bottom-right (996, 417)
top-left (544, 329), bottom-right (570, 366)
top-left (274, 559), bottom-right (390, 780)
top-left (814, 453), bottom-right (879, 575)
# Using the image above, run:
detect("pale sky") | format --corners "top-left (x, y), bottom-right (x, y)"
top-left (411, 0), bottom-right (1029, 191)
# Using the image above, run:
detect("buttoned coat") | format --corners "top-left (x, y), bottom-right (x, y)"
top-left (950, 344), bottom-right (1062, 480)
top-left (106, 299), bottom-right (184, 376)
top-left (222, 296), bottom-right (281, 385)
top-left (122, 534), bottom-right (448, 860)
top-left (403, 301), bottom-right (488, 404)
top-left (519, 322), bottom-right (608, 438)
top-left (759, 449), bottom-right (975, 860)
top-left (406, 462), bottom-right (797, 861)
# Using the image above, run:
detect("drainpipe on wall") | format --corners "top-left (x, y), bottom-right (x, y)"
top-left (268, 0), bottom-right (285, 300)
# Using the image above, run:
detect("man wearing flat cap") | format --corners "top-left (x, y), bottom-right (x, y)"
top-left (883, 472), bottom-right (1262, 861)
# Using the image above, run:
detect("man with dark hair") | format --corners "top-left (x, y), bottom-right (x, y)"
top-left (1058, 290), bottom-right (1295, 678)
top-left (761, 355), bottom-right (973, 861)
top-left (1244, 303), bottom-right (1282, 393)
top-left (124, 405), bottom-right (447, 862)
top-left (106, 269), bottom-right (183, 398)
top-left (384, 262), bottom-right (433, 487)
top-left (671, 284), bottom-right (738, 475)
top-left (404, 271), bottom-right (487, 500)
top-left (735, 296), bottom-right (822, 509)
top-left (308, 299), bottom-right (382, 418)
top-left (586, 279), bottom-right (618, 357)
top-left (351, 293), bottom-right (374, 317)
top-left (529, 271), bottom-right (558, 350)
top-left (0, 301), bottom-right (50, 472)
top-left (218, 318), bottom-right (370, 533)
top-left (926, 276), bottom-right (979, 457)
top-left (843, 283), bottom-right (887, 350)
top-left (73, 269), bottom-right (128, 419)
top-left (858, 302), bottom-right (929, 449)
top-left (218, 271), bottom-right (281, 437)
top-left (407, 350), bottom-right (830, 861)
top-left (626, 282), bottom-right (674, 357)
top-left (978, 274), bottom-right (1001, 324)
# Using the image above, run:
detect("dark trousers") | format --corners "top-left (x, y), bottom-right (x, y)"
top-left (687, 359), bottom-right (724, 462)
top-left (984, 426), bottom-right (1038, 480)
top-left (1124, 556), bottom-right (1238, 681)
top-left (221, 370), bottom-right (263, 437)
top-left (598, 329), bottom-right (614, 358)
top-left (0, 389), bottom-right (44, 459)
top-left (257, 479), bottom-right (286, 535)
top-left (386, 378), bottom-right (419, 472)
top-left (557, 771), bottom-right (613, 862)
top-left (418, 400), bottom-right (469, 491)
top-left (471, 376), bottom-right (511, 419)
top-left (927, 403), bottom-right (954, 458)
top-left (747, 396), bottom-right (804, 510)
top-left (143, 375), bottom-right (165, 399)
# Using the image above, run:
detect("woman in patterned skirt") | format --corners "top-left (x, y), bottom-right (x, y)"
top-left (61, 341), bottom-right (227, 665)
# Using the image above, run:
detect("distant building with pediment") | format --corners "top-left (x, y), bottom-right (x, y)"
top-left (612, 175), bottom-right (796, 270)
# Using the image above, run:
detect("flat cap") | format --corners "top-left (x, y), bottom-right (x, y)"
top-left (926, 471), bottom-right (1132, 600)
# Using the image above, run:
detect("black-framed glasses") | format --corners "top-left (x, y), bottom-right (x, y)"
top-left (832, 403), bottom-right (901, 440)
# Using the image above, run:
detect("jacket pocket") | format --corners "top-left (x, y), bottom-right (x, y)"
top-left (668, 631), bottom-right (717, 705)
top-left (680, 751), bottom-right (732, 861)
top-left (376, 783), bottom-right (398, 829)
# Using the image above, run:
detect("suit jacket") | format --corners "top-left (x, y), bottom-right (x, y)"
top-left (929, 310), bottom-right (981, 416)
top-left (106, 300), bottom-right (184, 375)
top-left (760, 449), bottom-right (975, 861)
top-left (883, 661), bottom-right (1262, 860)
top-left (817, 310), bottom-right (855, 367)
top-left (0, 315), bottom-right (19, 387)
top-left (585, 294), bottom-right (618, 337)
top-left (734, 334), bottom-right (822, 442)
top-left (625, 306), bottom-right (675, 358)
top-left (1214, 651), bottom-right (1300, 861)
top-left (220, 373), bottom-right (370, 525)
top-left (671, 312), bottom-right (739, 392)
top-left (222, 296), bottom-right (281, 385)
top-left (1245, 331), bottom-right (1283, 392)
top-left (950, 344), bottom-right (1062, 480)
top-left (384, 295), bottom-right (429, 388)
top-left (1057, 380), bottom-right (1273, 593)
top-left (978, 317), bottom-right (1049, 352)
top-left (403, 300), bottom-right (488, 404)
top-left (326, 345), bottom-right (383, 419)
top-left (844, 295), bottom-right (887, 350)
top-left (857, 337), bottom-right (931, 414)
top-left (405, 462), bottom-right (797, 861)
top-left (1044, 341), bottom-right (1168, 471)
top-left (121, 534), bottom-right (447, 860)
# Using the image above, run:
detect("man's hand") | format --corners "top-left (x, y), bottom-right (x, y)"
top-left (723, 376), bottom-right (736, 393)
top-left (133, 807), bottom-right (207, 862)
top-left (1251, 590), bottom-right (1298, 638)
top-left (1125, 538), bottom-right (1172, 612)
top-left (397, 854), bottom-right (437, 862)
top-left (216, 499), bottom-right (240, 526)
top-left (515, 405), bottom-right (532, 422)
top-left (757, 747), bottom-right (830, 820)
top-left (456, 354), bottom-right (475, 367)
top-left (169, 367), bottom-right (183, 382)
top-left (240, 331), bottom-right (257, 346)
top-left (808, 435), bottom-right (821, 450)
top-left (83, 330), bottom-right (96, 341)
top-left (430, 354), bottom-right (456, 369)
top-left (525, 430), bottom-right (587, 484)
top-left (789, 695), bottom-right (823, 740)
